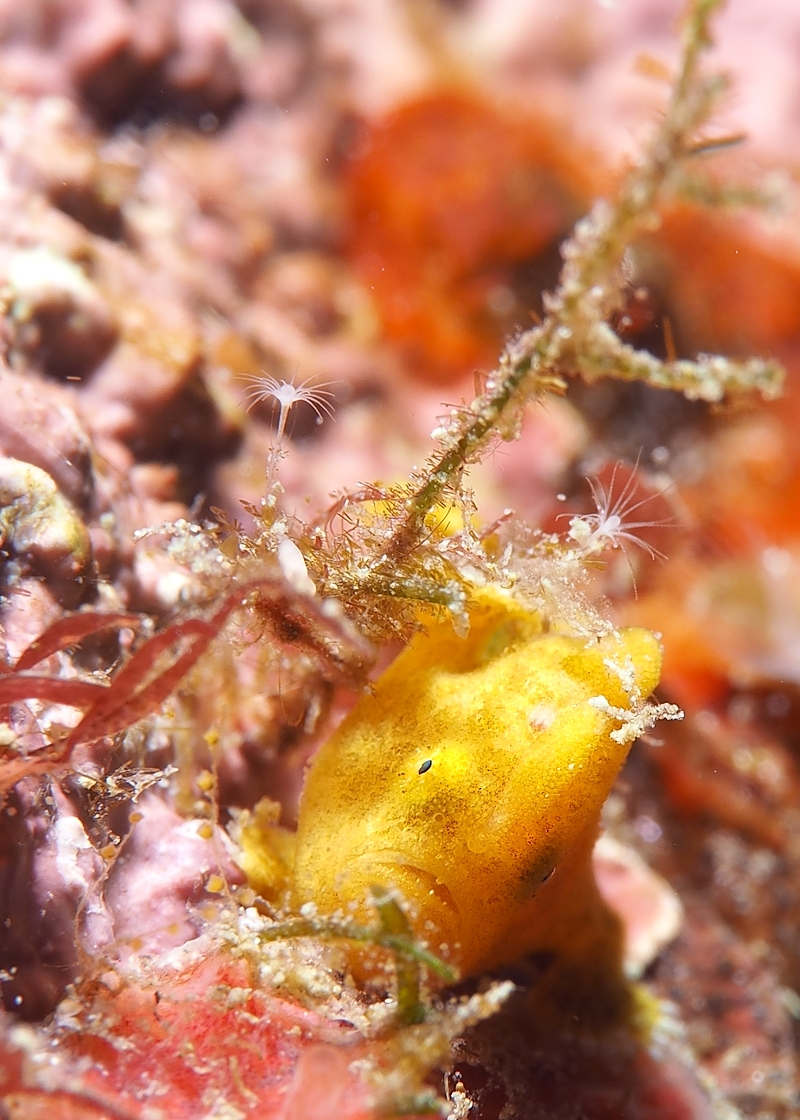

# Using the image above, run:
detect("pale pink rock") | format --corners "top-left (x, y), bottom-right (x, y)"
top-left (105, 794), bottom-right (243, 955)
top-left (594, 833), bottom-right (683, 979)
top-left (0, 781), bottom-right (114, 1019)
top-left (0, 369), bottom-right (94, 509)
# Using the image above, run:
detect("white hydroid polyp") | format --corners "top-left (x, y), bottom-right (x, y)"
top-left (240, 372), bottom-right (337, 441)
top-left (238, 371), bottom-right (338, 497)
top-left (565, 459), bottom-right (674, 562)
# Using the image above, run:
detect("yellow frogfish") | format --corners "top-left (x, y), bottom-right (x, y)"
top-left (241, 585), bottom-right (663, 1025)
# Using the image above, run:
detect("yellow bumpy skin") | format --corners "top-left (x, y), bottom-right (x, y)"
top-left (291, 586), bottom-right (662, 1004)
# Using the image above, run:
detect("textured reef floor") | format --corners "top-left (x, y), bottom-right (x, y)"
top-left (0, 1), bottom-right (799, 1118)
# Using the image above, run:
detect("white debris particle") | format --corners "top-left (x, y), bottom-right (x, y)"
top-left (53, 815), bottom-right (93, 892)
top-left (277, 538), bottom-right (316, 596)
top-left (528, 704), bottom-right (556, 731)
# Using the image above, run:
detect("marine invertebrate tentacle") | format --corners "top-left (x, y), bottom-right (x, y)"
top-left (240, 371), bottom-right (337, 431)
top-left (239, 370), bottom-right (337, 498)
top-left (565, 460), bottom-right (674, 562)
